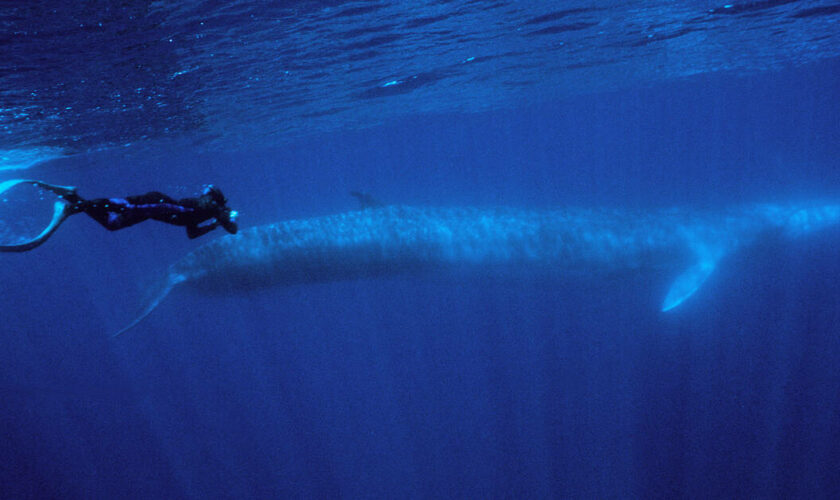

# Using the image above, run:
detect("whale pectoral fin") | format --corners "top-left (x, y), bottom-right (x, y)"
top-left (661, 259), bottom-right (717, 312)
top-left (0, 200), bottom-right (71, 252)
top-left (112, 273), bottom-right (186, 337)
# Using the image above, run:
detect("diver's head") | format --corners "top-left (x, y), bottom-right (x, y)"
top-left (200, 185), bottom-right (238, 234)
top-left (201, 184), bottom-right (227, 206)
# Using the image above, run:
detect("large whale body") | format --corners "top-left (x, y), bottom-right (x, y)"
top-left (115, 202), bottom-right (840, 335)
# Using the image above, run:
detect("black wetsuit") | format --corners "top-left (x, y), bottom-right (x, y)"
top-left (63, 189), bottom-right (237, 239)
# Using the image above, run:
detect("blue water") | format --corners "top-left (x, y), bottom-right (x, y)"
top-left (2, 1), bottom-right (840, 497)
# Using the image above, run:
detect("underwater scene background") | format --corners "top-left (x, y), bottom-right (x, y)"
top-left (2, 1), bottom-right (840, 497)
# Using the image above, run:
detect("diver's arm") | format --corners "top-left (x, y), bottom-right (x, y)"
top-left (187, 219), bottom-right (219, 239)
top-left (220, 220), bottom-right (238, 234)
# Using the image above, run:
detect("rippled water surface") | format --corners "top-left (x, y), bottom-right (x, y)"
top-left (2, 0), bottom-right (839, 162)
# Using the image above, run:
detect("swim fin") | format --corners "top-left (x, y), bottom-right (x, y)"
top-left (0, 179), bottom-right (75, 252)
top-left (0, 200), bottom-right (72, 252)
top-left (0, 179), bottom-right (77, 199)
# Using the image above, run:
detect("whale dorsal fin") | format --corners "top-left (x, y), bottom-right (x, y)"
top-left (349, 191), bottom-right (383, 209)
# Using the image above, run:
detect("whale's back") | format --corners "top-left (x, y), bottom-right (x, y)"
top-left (173, 206), bottom-right (701, 292)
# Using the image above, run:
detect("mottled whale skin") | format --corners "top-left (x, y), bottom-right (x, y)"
top-left (115, 203), bottom-right (840, 336)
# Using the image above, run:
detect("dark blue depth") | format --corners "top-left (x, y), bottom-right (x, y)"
top-left (1, 4), bottom-right (839, 497)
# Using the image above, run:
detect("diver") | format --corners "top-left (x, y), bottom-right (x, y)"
top-left (0, 180), bottom-right (239, 252)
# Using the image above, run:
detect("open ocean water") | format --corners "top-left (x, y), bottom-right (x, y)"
top-left (2, 1), bottom-right (840, 497)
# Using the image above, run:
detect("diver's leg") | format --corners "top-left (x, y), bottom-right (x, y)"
top-left (79, 198), bottom-right (145, 230)
top-left (82, 192), bottom-right (181, 230)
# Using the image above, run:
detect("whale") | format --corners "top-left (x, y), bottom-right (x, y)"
top-left (114, 201), bottom-right (840, 336)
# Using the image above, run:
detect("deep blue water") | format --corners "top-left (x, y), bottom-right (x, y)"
top-left (2, 1), bottom-right (840, 498)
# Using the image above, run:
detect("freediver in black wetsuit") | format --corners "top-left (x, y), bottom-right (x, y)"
top-left (60, 185), bottom-right (239, 238)
top-left (0, 180), bottom-right (239, 252)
